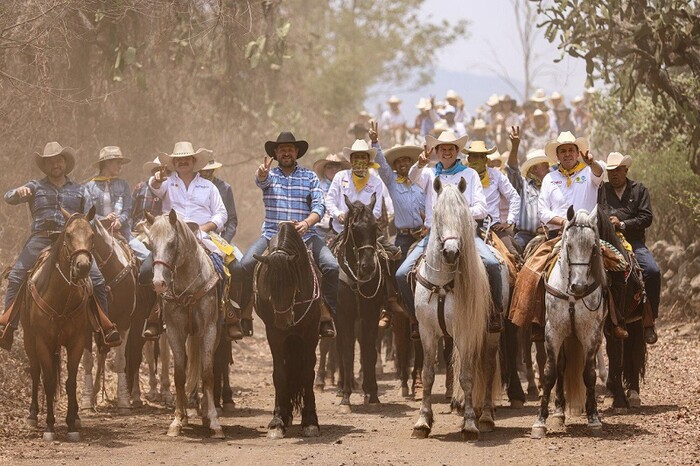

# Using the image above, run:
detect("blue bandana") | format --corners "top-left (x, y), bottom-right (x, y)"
top-left (434, 159), bottom-right (467, 176)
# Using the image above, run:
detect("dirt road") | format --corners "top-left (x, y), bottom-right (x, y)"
top-left (1, 322), bottom-right (699, 465)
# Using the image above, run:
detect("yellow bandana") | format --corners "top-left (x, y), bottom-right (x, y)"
top-left (559, 161), bottom-right (586, 187)
top-left (478, 169), bottom-right (490, 188)
top-left (351, 161), bottom-right (380, 192)
top-left (396, 175), bottom-right (411, 186)
top-left (91, 175), bottom-right (116, 183)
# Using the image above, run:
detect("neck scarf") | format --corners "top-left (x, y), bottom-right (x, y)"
top-left (396, 175), bottom-right (411, 186)
top-left (351, 160), bottom-right (380, 192)
top-left (526, 171), bottom-right (543, 189)
top-left (434, 159), bottom-right (467, 176)
top-left (558, 161), bottom-right (586, 187)
top-left (469, 159), bottom-right (490, 188)
top-left (91, 175), bottom-right (117, 183)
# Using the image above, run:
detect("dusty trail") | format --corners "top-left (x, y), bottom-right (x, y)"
top-left (1, 322), bottom-right (699, 465)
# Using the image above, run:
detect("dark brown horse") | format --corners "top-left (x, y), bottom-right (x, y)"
top-left (22, 207), bottom-right (96, 441)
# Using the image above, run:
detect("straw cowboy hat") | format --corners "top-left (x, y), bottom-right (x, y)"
top-left (416, 97), bottom-right (431, 111)
top-left (605, 152), bottom-right (632, 170)
top-left (530, 88), bottom-right (547, 103)
top-left (554, 103), bottom-right (571, 114)
top-left (35, 141), bottom-right (76, 175)
top-left (201, 159), bottom-right (223, 171)
top-left (385, 145), bottom-right (423, 166)
top-left (445, 89), bottom-right (460, 101)
top-left (473, 119), bottom-right (487, 130)
top-left (426, 130), bottom-right (469, 153)
top-left (142, 156), bottom-right (163, 176)
top-left (463, 140), bottom-right (497, 156)
top-left (500, 94), bottom-right (517, 105)
top-left (486, 94), bottom-right (500, 107)
top-left (160, 141), bottom-right (212, 172)
top-left (572, 95), bottom-right (584, 105)
top-left (550, 91), bottom-right (563, 102)
top-left (520, 149), bottom-right (550, 177)
top-left (488, 150), bottom-right (509, 164)
top-left (264, 132), bottom-right (309, 159)
top-left (387, 95), bottom-right (402, 104)
top-left (341, 139), bottom-right (378, 163)
top-left (533, 108), bottom-right (547, 118)
top-left (313, 153), bottom-right (350, 178)
top-left (440, 104), bottom-right (457, 116)
top-left (94, 146), bottom-right (130, 166)
top-left (544, 131), bottom-right (589, 162)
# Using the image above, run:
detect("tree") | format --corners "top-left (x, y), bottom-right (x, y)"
top-left (533, 0), bottom-right (700, 174)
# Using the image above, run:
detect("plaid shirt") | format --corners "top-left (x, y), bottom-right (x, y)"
top-left (4, 177), bottom-right (92, 234)
top-left (256, 165), bottom-right (325, 240)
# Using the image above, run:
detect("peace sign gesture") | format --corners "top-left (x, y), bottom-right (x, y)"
top-left (509, 125), bottom-right (521, 145)
top-left (418, 144), bottom-right (433, 168)
top-left (368, 120), bottom-right (379, 144)
top-left (257, 156), bottom-right (274, 181)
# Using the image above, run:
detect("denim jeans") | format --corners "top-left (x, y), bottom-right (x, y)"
top-left (129, 237), bottom-right (151, 264)
top-left (4, 234), bottom-right (109, 328)
top-left (630, 240), bottom-right (661, 319)
top-left (513, 230), bottom-right (537, 254)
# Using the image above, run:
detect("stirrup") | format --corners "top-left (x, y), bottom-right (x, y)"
top-left (319, 319), bottom-right (336, 339)
top-left (142, 319), bottom-right (162, 341)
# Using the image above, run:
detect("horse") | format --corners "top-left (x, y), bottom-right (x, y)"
top-left (252, 221), bottom-right (321, 438)
top-left (334, 193), bottom-right (388, 412)
top-left (531, 206), bottom-right (607, 438)
top-left (149, 209), bottom-right (223, 439)
top-left (81, 219), bottom-right (138, 412)
top-left (21, 207), bottom-right (96, 441)
top-left (411, 179), bottom-right (501, 441)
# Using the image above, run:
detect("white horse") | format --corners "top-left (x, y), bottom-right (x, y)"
top-left (531, 206), bottom-right (606, 438)
top-left (411, 179), bottom-right (502, 441)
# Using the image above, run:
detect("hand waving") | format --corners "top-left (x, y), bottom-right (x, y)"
top-left (509, 126), bottom-right (521, 145)
top-left (257, 156), bottom-right (273, 181)
top-left (368, 120), bottom-right (378, 144)
top-left (418, 144), bottom-right (432, 168)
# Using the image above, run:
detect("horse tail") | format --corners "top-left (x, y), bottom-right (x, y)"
top-left (185, 336), bottom-right (201, 399)
top-left (623, 319), bottom-right (646, 385)
top-left (563, 337), bottom-right (586, 415)
top-left (284, 335), bottom-right (306, 414)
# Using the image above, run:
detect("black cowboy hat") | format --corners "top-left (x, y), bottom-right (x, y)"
top-left (265, 132), bottom-right (309, 159)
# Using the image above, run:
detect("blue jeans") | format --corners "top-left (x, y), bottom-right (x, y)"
top-left (129, 237), bottom-right (151, 263)
top-left (630, 240), bottom-right (660, 320)
top-left (396, 233), bottom-right (503, 317)
top-left (513, 230), bottom-right (537, 254)
top-left (231, 235), bottom-right (339, 316)
top-left (4, 234), bottom-right (109, 328)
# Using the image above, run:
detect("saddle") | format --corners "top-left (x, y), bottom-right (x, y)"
top-left (485, 231), bottom-right (518, 287)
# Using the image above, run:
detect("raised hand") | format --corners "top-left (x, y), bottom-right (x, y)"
top-left (509, 126), bottom-right (521, 144)
top-left (368, 120), bottom-right (378, 144)
top-left (418, 144), bottom-right (432, 167)
top-left (15, 186), bottom-right (32, 199)
top-left (154, 165), bottom-right (168, 183)
top-left (257, 156), bottom-right (273, 180)
top-left (581, 150), bottom-right (594, 165)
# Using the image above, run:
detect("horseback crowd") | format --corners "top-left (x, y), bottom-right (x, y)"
top-left (0, 86), bottom-right (661, 442)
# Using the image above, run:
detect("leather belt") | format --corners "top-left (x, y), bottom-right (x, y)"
top-left (397, 228), bottom-right (423, 238)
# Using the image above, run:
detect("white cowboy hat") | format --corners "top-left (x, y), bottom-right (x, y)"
top-left (313, 153), bottom-right (350, 178)
top-left (426, 130), bottom-right (469, 153)
top-left (572, 95), bottom-right (584, 105)
top-left (463, 140), bottom-right (497, 155)
top-left (387, 95), bottom-right (402, 104)
top-left (488, 151), bottom-right (509, 164)
top-left (35, 141), bottom-right (76, 175)
top-left (440, 104), bottom-right (457, 116)
top-left (341, 139), bottom-right (377, 163)
top-left (142, 156), bottom-right (164, 176)
top-left (445, 89), bottom-right (459, 100)
top-left (605, 152), bottom-right (632, 170)
top-left (520, 149), bottom-right (550, 177)
top-left (94, 145), bottom-right (131, 166)
top-left (415, 97), bottom-right (431, 110)
top-left (533, 108), bottom-right (547, 118)
top-left (385, 145), bottom-right (423, 166)
top-left (160, 141), bottom-right (212, 172)
top-left (201, 159), bottom-right (223, 171)
top-left (530, 88), bottom-right (547, 102)
top-left (486, 94), bottom-right (500, 107)
top-left (500, 94), bottom-right (517, 104)
top-left (473, 119), bottom-right (487, 130)
top-left (550, 91), bottom-right (563, 101)
top-left (544, 131), bottom-right (589, 162)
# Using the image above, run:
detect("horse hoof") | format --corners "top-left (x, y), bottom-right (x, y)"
top-left (364, 394), bottom-right (380, 405)
top-left (216, 407), bottom-right (223, 416)
top-left (479, 418), bottom-right (495, 433)
top-left (186, 408), bottom-right (198, 419)
top-left (25, 418), bottom-right (38, 429)
top-left (628, 391), bottom-right (641, 408)
top-left (302, 425), bottom-right (320, 437)
top-left (131, 399), bottom-right (144, 408)
top-left (74, 419), bottom-right (81, 429)
top-left (613, 407), bottom-right (628, 415)
top-left (509, 399), bottom-right (525, 409)
top-left (531, 425), bottom-right (547, 439)
top-left (222, 402), bottom-right (235, 413)
top-left (66, 432), bottom-right (80, 442)
top-left (338, 404), bottom-right (352, 414)
top-left (588, 420), bottom-right (603, 431)
top-left (210, 427), bottom-right (225, 439)
top-left (461, 429), bottom-right (479, 442)
top-left (267, 428), bottom-right (284, 440)
top-left (401, 386), bottom-right (409, 398)
top-left (167, 425), bottom-right (182, 437)
top-left (527, 385), bottom-right (539, 397)
top-left (202, 417), bottom-right (211, 428)
top-left (42, 432), bottom-right (56, 442)
top-left (550, 414), bottom-right (565, 429)
top-left (411, 427), bottom-right (430, 439)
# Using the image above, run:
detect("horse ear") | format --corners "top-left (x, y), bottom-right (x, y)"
top-left (369, 192), bottom-right (377, 211)
top-left (86, 205), bottom-right (96, 222)
top-left (145, 212), bottom-right (155, 225)
top-left (253, 254), bottom-right (269, 264)
top-left (168, 209), bottom-right (177, 225)
top-left (433, 177), bottom-right (442, 195)
top-left (344, 194), bottom-right (354, 212)
top-left (457, 177), bottom-right (467, 193)
top-left (60, 206), bottom-right (71, 220)
top-left (566, 205), bottom-right (575, 222)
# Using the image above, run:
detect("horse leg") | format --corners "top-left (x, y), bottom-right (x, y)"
top-left (444, 337), bottom-right (454, 402)
top-left (201, 321), bottom-right (224, 439)
top-left (267, 333), bottom-right (287, 439)
top-left (37, 340), bottom-right (57, 441)
top-left (605, 327), bottom-right (629, 411)
top-left (584, 342), bottom-right (602, 431)
top-left (24, 333), bottom-right (41, 429)
top-left (505, 319), bottom-right (526, 407)
top-left (550, 346), bottom-right (567, 429)
top-left (336, 289), bottom-right (355, 412)
top-left (412, 339), bottom-right (424, 401)
top-left (159, 334), bottom-right (173, 403)
top-left (623, 320), bottom-right (645, 407)
top-left (213, 338), bottom-right (224, 413)
top-left (301, 336), bottom-right (320, 437)
top-left (531, 336), bottom-right (560, 439)
top-left (328, 339), bottom-right (337, 386)
top-left (457, 347), bottom-right (479, 441)
top-left (360, 305), bottom-right (381, 405)
top-left (315, 338), bottom-right (328, 390)
top-left (115, 329), bottom-right (131, 412)
top-left (520, 325), bottom-right (538, 397)
top-left (166, 327), bottom-right (187, 437)
top-left (534, 340), bottom-right (546, 396)
top-left (392, 313), bottom-right (410, 397)
top-left (65, 341), bottom-right (84, 441)
top-left (479, 335), bottom-right (500, 433)
top-left (93, 351), bottom-right (106, 408)
top-left (81, 347), bottom-right (95, 410)
top-left (412, 329), bottom-right (437, 438)
top-left (221, 339), bottom-right (235, 413)
top-left (143, 340), bottom-right (159, 401)
top-left (375, 325), bottom-right (384, 376)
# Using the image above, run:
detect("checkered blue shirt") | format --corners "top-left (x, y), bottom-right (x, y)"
top-left (256, 165), bottom-right (325, 240)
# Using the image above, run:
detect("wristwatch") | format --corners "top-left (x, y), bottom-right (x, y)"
top-left (620, 221), bottom-right (626, 231)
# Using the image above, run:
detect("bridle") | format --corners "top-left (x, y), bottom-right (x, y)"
top-left (424, 229), bottom-right (460, 274)
top-left (340, 210), bottom-right (383, 299)
top-left (152, 225), bottom-right (206, 301)
top-left (55, 215), bottom-right (94, 286)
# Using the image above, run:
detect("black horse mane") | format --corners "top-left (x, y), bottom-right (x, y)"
top-left (337, 200), bottom-right (377, 253)
top-left (595, 205), bottom-right (630, 262)
top-left (264, 223), bottom-right (308, 291)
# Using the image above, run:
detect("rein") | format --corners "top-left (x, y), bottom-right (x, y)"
top-left (338, 213), bottom-right (383, 299)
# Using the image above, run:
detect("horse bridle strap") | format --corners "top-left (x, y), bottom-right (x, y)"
top-left (27, 278), bottom-right (90, 322)
top-left (415, 268), bottom-right (454, 338)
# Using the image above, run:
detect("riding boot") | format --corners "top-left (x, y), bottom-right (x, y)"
top-left (231, 281), bottom-right (254, 337)
top-left (94, 300), bottom-right (122, 347)
top-left (142, 300), bottom-right (163, 341)
top-left (642, 301), bottom-right (657, 344)
top-left (378, 310), bottom-right (392, 329)
top-left (318, 300), bottom-right (336, 338)
top-left (0, 299), bottom-right (20, 351)
top-left (607, 291), bottom-right (629, 340)
top-left (224, 300), bottom-right (243, 341)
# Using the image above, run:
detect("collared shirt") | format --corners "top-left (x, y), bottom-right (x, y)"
top-left (373, 143), bottom-right (425, 230)
top-left (598, 179), bottom-right (653, 244)
top-left (211, 177), bottom-right (238, 242)
top-left (523, 126), bottom-right (558, 164)
top-left (326, 169), bottom-right (384, 233)
top-left (4, 177), bottom-right (92, 234)
top-left (482, 167), bottom-right (521, 225)
top-left (84, 177), bottom-right (133, 238)
top-left (408, 162), bottom-right (488, 228)
top-left (505, 164), bottom-right (540, 234)
top-left (149, 172), bottom-right (227, 230)
top-left (538, 161), bottom-right (604, 230)
top-left (379, 109), bottom-right (407, 131)
top-left (256, 165), bottom-right (325, 240)
top-left (131, 180), bottom-right (163, 223)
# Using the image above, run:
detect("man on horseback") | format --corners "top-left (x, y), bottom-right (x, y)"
top-left (131, 156), bottom-right (166, 224)
top-left (199, 158), bottom-right (238, 243)
top-left (0, 142), bottom-right (121, 350)
top-left (599, 152), bottom-right (660, 344)
top-left (396, 130), bottom-right (506, 334)
top-left (229, 132), bottom-right (338, 338)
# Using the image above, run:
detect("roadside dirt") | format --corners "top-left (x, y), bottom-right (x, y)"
top-left (1, 321), bottom-right (699, 465)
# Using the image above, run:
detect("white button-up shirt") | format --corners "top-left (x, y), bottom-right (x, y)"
top-left (408, 163), bottom-right (488, 228)
top-left (483, 167), bottom-right (521, 225)
top-left (326, 170), bottom-right (384, 233)
top-left (538, 162), bottom-right (604, 230)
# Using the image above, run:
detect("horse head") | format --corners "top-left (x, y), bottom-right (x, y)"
top-left (343, 193), bottom-right (379, 279)
top-left (149, 209), bottom-right (187, 294)
top-left (432, 180), bottom-right (467, 266)
top-left (60, 206), bottom-right (96, 281)
top-left (562, 205), bottom-right (603, 296)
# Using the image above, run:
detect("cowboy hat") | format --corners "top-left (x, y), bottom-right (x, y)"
top-left (520, 149), bottom-right (550, 177)
top-left (533, 108), bottom-right (547, 118)
top-left (35, 141), bottom-right (76, 175)
top-left (142, 156), bottom-right (164, 176)
top-left (571, 95), bottom-right (584, 105)
top-left (264, 132), bottom-right (309, 159)
top-left (201, 159), bottom-right (223, 171)
top-left (426, 130), bottom-right (469, 153)
top-left (445, 89), bottom-right (459, 100)
top-left (94, 146), bottom-right (131, 166)
top-left (530, 88), bottom-right (547, 103)
top-left (473, 119), bottom-right (487, 130)
top-left (550, 91), bottom-right (563, 101)
top-left (386, 95), bottom-right (402, 104)
top-left (313, 153), bottom-right (350, 178)
top-left (486, 94), bottom-right (500, 107)
top-left (488, 151), bottom-right (509, 164)
top-left (463, 140), bottom-right (497, 156)
top-left (605, 152), bottom-right (632, 170)
top-left (554, 103), bottom-right (571, 113)
top-left (440, 104), bottom-right (457, 116)
top-left (500, 94), bottom-right (517, 104)
top-left (160, 141), bottom-right (213, 172)
top-left (416, 97), bottom-right (431, 111)
top-left (385, 145), bottom-right (422, 166)
top-left (544, 131), bottom-right (589, 162)
top-left (347, 123), bottom-right (369, 136)
top-left (341, 139), bottom-right (378, 163)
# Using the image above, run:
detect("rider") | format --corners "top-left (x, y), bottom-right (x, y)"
top-left (599, 152), bottom-right (660, 344)
top-left (396, 130), bottom-right (506, 334)
top-left (229, 132), bottom-right (338, 338)
top-left (131, 156), bottom-right (166, 224)
top-left (313, 153), bottom-right (350, 241)
top-left (0, 142), bottom-right (121, 350)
